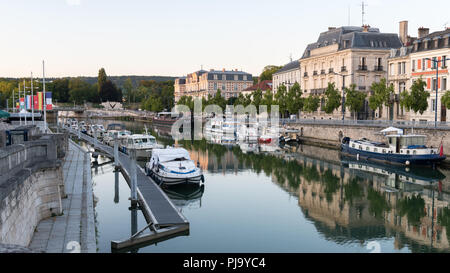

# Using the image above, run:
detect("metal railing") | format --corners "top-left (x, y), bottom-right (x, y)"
top-left (280, 118), bottom-right (450, 130)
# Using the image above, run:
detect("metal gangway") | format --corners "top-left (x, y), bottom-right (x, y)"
top-left (63, 126), bottom-right (189, 251)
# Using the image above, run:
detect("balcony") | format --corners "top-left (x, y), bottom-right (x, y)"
top-left (374, 65), bottom-right (384, 71)
top-left (313, 71), bottom-right (318, 76)
top-left (310, 88), bottom-right (326, 95)
top-left (303, 72), bottom-right (308, 77)
top-left (341, 66), bottom-right (347, 72)
top-left (320, 69), bottom-right (326, 75)
top-left (329, 68), bottom-right (334, 74)
top-left (358, 65), bottom-right (368, 71)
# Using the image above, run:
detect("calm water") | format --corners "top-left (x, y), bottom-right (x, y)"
top-left (78, 119), bottom-right (450, 253)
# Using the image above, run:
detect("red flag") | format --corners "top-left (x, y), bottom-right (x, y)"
top-left (34, 95), bottom-right (39, 110)
top-left (440, 140), bottom-right (444, 157)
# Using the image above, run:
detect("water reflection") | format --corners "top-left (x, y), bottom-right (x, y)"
top-left (79, 119), bottom-right (450, 252)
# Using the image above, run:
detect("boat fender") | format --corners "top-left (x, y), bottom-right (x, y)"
top-left (357, 154), bottom-right (360, 161)
top-left (405, 160), bottom-right (410, 166)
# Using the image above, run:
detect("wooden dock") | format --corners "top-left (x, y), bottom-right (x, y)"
top-left (65, 128), bottom-right (189, 250)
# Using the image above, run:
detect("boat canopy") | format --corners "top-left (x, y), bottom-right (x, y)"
top-left (152, 148), bottom-right (191, 163)
top-left (381, 127), bottom-right (404, 135)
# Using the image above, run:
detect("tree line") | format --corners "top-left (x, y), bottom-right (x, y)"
top-left (176, 78), bottom-right (450, 119)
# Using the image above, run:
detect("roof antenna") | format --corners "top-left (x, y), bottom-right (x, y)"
top-left (348, 5), bottom-right (351, 26)
top-left (361, 1), bottom-right (367, 26)
top-left (289, 53), bottom-right (293, 62)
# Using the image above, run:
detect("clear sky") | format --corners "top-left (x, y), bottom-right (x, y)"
top-left (1, 0), bottom-right (449, 78)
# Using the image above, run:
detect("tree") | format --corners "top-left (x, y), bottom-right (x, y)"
top-left (211, 89), bottom-right (226, 110)
top-left (51, 78), bottom-right (70, 103)
top-left (259, 65), bottom-right (282, 81)
top-left (286, 83), bottom-right (303, 116)
top-left (369, 78), bottom-right (394, 117)
top-left (345, 84), bottom-right (367, 118)
top-left (323, 83), bottom-right (342, 114)
top-left (442, 91), bottom-right (450, 110)
top-left (261, 89), bottom-right (274, 113)
top-left (252, 89), bottom-right (263, 111)
top-left (275, 84), bottom-right (288, 117)
top-left (123, 78), bottom-right (133, 103)
top-left (100, 80), bottom-right (122, 102)
top-left (303, 95), bottom-right (320, 113)
top-left (97, 68), bottom-right (107, 93)
top-left (400, 79), bottom-right (429, 115)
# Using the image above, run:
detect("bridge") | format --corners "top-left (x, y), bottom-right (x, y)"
top-left (63, 126), bottom-right (189, 251)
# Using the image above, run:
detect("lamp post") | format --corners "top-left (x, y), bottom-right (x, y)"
top-left (332, 72), bottom-right (354, 121)
top-left (425, 57), bottom-right (450, 128)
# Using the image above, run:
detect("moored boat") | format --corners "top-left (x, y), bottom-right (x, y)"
top-left (341, 127), bottom-right (446, 166)
top-left (145, 148), bottom-right (204, 186)
top-left (119, 134), bottom-right (162, 160)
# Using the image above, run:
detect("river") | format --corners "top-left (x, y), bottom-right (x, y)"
top-left (74, 119), bottom-right (450, 253)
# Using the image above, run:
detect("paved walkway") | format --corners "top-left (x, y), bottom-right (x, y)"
top-left (29, 140), bottom-right (96, 253)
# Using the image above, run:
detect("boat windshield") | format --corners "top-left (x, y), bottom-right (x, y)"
top-left (400, 136), bottom-right (426, 147)
top-left (134, 138), bottom-right (156, 144)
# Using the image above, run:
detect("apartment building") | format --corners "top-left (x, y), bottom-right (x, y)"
top-left (174, 69), bottom-right (253, 101)
top-left (300, 25), bottom-right (402, 120)
top-left (387, 22), bottom-right (450, 122)
top-left (272, 60), bottom-right (301, 93)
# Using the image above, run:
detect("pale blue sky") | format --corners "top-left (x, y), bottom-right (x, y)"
top-left (0, 0), bottom-right (449, 78)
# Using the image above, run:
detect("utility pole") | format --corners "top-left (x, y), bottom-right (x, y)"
top-left (23, 79), bottom-right (27, 125)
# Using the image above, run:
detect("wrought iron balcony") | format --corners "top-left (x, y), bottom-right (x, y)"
top-left (358, 86), bottom-right (366, 91)
top-left (310, 88), bottom-right (326, 95)
top-left (329, 68), bottom-right (334, 74)
top-left (341, 66), bottom-right (347, 72)
top-left (320, 69), bottom-right (326, 75)
top-left (303, 72), bottom-right (308, 77)
top-left (358, 65), bottom-right (368, 71)
top-left (313, 71), bottom-right (318, 76)
top-left (374, 65), bottom-right (384, 71)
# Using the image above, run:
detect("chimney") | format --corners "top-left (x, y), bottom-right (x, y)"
top-left (222, 68), bottom-right (226, 72)
top-left (418, 27), bottom-right (429, 38)
top-left (362, 24), bottom-right (370, 32)
top-left (328, 27), bottom-right (336, 31)
top-left (399, 21), bottom-right (408, 46)
top-left (210, 69), bottom-right (214, 72)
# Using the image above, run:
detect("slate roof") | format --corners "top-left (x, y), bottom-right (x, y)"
top-left (302, 26), bottom-right (402, 59)
top-left (274, 60), bottom-right (300, 75)
top-left (411, 28), bottom-right (450, 53)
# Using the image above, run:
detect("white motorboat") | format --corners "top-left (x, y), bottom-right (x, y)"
top-left (103, 129), bottom-right (131, 146)
top-left (237, 123), bottom-right (259, 143)
top-left (145, 148), bottom-right (204, 186)
top-left (119, 134), bottom-right (162, 160)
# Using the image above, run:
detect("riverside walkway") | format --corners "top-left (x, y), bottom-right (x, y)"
top-left (65, 128), bottom-right (189, 250)
top-left (28, 140), bottom-right (96, 253)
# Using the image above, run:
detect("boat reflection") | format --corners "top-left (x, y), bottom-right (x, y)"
top-left (163, 184), bottom-right (205, 210)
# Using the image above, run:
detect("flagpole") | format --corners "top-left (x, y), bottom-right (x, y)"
top-left (31, 72), bottom-right (34, 124)
top-left (18, 83), bottom-right (22, 125)
top-left (43, 60), bottom-right (47, 133)
top-left (23, 79), bottom-right (27, 126)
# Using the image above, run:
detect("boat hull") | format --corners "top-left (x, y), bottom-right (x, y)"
top-left (341, 143), bottom-right (446, 166)
top-left (149, 171), bottom-right (203, 186)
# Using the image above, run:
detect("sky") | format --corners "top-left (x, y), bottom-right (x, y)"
top-left (0, 0), bottom-right (449, 78)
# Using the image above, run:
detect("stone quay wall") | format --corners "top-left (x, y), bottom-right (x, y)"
top-left (291, 123), bottom-right (450, 157)
top-left (0, 134), bottom-right (67, 247)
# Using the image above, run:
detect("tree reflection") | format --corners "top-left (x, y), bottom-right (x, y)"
top-left (397, 194), bottom-right (426, 227)
top-left (367, 188), bottom-right (391, 220)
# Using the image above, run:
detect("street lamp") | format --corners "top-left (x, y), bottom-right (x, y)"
top-left (425, 57), bottom-right (450, 128)
top-left (332, 72), bottom-right (354, 121)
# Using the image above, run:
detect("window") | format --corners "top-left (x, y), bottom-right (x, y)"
top-left (402, 62), bottom-right (406, 74)
top-left (443, 56), bottom-right (447, 68)
top-left (222, 84), bottom-right (226, 90)
top-left (390, 63), bottom-right (395, 75)
top-left (422, 58), bottom-right (426, 70)
top-left (243, 75), bottom-right (247, 81)
top-left (412, 60), bottom-right (416, 72)
top-left (382, 149), bottom-right (386, 154)
top-left (352, 144), bottom-right (356, 148)
top-left (222, 75), bottom-right (226, 81)
top-left (214, 74), bottom-right (218, 80)
top-left (432, 99), bottom-right (436, 112)
top-left (443, 77), bottom-right (447, 90)
top-left (366, 147), bottom-right (370, 151)
top-left (359, 145), bottom-right (362, 150)
top-left (374, 148), bottom-right (378, 153)
top-left (234, 75), bottom-right (238, 81)
top-left (214, 83), bottom-right (217, 90)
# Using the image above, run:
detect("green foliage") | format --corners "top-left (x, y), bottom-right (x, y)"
top-left (261, 89), bottom-right (274, 113)
top-left (400, 79), bottom-right (429, 114)
top-left (442, 91), bottom-right (450, 110)
top-left (176, 95), bottom-right (194, 111)
top-left (397, 194), bottom-right (426, 227)
top-left (438, 207), bottom-right (450, 235)
top-left (274, 84), bottom-right (288, 117)
top-left (345, 84), bottom-right (367, 114)
top-left (98, 69), bottom-right (122, 102)
top-left (50, 78), bottom-right (70, 103)
top-left (303, 95), bottom-right (320, 113)
top-left (259, 65), bottom-right (282, 81)
top-left (142, 95), bottom-right (163, 112)
top-left (252, 89), bottom-right (263, 111)
top-left (323, 83), bottom-right (342, 114)
top-left (286, 82), bottom-right (303, 116)
top-left (369, 78), bottom-right (394, 117)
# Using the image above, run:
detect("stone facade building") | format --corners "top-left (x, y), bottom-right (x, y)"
top-left (272, 60), bottom-right (301, 93)
top-left (174, 69), bottom-right (253, 102)
top-left (387, 23), bottom-right (450, 122)
top-left (300, 25), bottom-right (402, 120)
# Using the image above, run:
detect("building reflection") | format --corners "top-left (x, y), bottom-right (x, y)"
top-left (180, 139), bottom-right (450, 252)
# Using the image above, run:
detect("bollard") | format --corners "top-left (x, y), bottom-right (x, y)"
top-left (114, 170), bottom-right (120, 204)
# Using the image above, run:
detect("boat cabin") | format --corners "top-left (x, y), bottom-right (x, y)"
top-left (386, 135), bottom-right (427, 154)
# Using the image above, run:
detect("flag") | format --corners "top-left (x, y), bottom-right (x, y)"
top-left (16, 101), bottom-right (19, 109)
top-left (45, 92), bottom-right (52, 110)
top-left (439, 140), bottom-right (444, 157)
top-left (34, 95), bottom-right (39, 110)
top-left (20, 98), bottom-right (25, 110)
top-left (26, 95), bottom-right (32, 110)
top-left (38, 92), bottom-right (43, 110)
